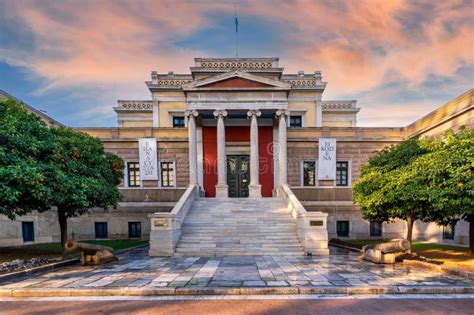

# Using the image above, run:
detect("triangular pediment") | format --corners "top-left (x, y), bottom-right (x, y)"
top-left (182, 71), bottom-right (291, 90)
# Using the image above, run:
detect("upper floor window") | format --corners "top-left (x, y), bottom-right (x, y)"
top-left (160, 161), bottom-right (175, 187)
top-left (127, 162), bottom-right (140, 187)
top-left (289, 115), bottom-right (302, 128)
top-left (336, 161), bottom-right (349, 186)
top-left (303, 161), bottom-right (316, 186)
top-left (173, 116), bottom-right (185, 128)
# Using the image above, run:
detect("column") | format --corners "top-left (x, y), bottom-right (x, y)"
top-left (186, 110), bottom-right (199, 186)
top-left (247, 110), bottom-right (262, 197)
top-left (276, 110), bottom-right (289, 186)
top-left (214, 110), bottom-right (228, 197)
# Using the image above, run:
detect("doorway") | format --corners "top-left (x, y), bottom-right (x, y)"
top-left (227, 155), bottom-right (250, 197)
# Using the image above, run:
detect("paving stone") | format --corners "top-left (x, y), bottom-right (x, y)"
top-left (1, 246), bottom-right (473, 293)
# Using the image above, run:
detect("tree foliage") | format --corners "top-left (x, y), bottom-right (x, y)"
top-left (354, 130), bottom-right (474, 251)
top-left (0, 99), bottom-right (124, 253)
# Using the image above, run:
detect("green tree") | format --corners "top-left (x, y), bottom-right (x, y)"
top-left (353, 139), bottom-right (430, 251)
top-left (0, 99), bottom-right (54, 218)
top-left (0, 99), bottom-right (124, 255)
top-left (409, 129), bottom-right (474, 253)
top-left (49, 127), bottom-right (124, 254)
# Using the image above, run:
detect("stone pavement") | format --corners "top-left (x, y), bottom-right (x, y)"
top-left (0, 246), bottom-right (473, 296)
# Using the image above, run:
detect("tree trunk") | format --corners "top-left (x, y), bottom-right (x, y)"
top-left (406, 214), bottom-right (414, 254)
top-left (58, 208), bottom-right (68, 259)
top-left (468, 214), bottom-right (474, 255)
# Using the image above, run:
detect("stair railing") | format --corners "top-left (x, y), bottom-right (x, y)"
top-left (148, 184), bottom-right (199, 256)
top-left (278, 184), bottom-right (329, 255)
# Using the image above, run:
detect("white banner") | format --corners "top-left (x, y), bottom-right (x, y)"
top-left (139, 138), bottom-right (158, 180)
top-left (318, 138), bottom-right (337, 180)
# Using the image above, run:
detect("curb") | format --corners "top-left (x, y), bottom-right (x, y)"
top-left (0, 243), bottom-right (149, 283)
top-left (403, 259), bottom-right (474, 280)
top-left (0, 286), bottom-right (472, 297)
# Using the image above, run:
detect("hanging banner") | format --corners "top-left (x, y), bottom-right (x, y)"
top-left (139, 138), bottom-right (158, 180)
top-left (318, 138), bottom-right (336, 180)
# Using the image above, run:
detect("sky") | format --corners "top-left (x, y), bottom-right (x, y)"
top-left (0, 0), bottom-right (472, 127)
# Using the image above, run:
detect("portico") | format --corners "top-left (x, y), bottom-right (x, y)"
top-left (185, 107), bottom-right (288, 198)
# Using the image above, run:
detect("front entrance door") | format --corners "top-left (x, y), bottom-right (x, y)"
top-left (227, 155), bottom-right (250, 197)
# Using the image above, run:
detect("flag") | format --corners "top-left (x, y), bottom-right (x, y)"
top-left (235, 16), bottom-right (239, 33)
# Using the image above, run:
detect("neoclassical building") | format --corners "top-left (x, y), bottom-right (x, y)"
top-left (0, 58), bottom-right (472, 256)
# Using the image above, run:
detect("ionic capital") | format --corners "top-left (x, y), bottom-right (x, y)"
top-left (247, 110), bottom-right (262, 118)
top-left (275, 109), bottom-right (290, 118)
top-left (213, 110), bottom-right (228, 118)
top-left (185, 110), bottom-right (199, 119)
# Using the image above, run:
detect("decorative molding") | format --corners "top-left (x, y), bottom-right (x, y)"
top-left (321, 100), bottom-right (360, 112)
top-left (200, 61), bottom-right (273, 69)
top-left (115, 100), bottom-right (153, 111)
top-left (247, 110), bottom-right (262, 118)
top-left (156, 79), bottom-right (192, 87)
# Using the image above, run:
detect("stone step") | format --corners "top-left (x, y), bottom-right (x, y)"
top-left (173, 197), bottom-right (303, 257)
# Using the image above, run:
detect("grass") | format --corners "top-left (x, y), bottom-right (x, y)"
top-left (0, 239), bottom-right (148, 264)
top-left (341, 239), bottom-right (473, 271)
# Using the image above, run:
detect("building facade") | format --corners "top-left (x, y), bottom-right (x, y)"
top-left (0, 58), bottom-right (473, 253)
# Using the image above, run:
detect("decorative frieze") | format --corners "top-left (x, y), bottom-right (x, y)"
top-left (321, 101), bottom-right (359, 112)
top-left (200, 61), bottom-right (273, 69)
top-left (116, 100), bottom-right (153, 111)
top-left (157, 79), bottom-right (192, 87)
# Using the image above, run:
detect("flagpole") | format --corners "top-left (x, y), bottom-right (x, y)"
top-left (235, 2), bottom-right (238, 58)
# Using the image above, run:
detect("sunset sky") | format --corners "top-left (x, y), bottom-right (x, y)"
top-left (0, 0), bottom-right (472, 127)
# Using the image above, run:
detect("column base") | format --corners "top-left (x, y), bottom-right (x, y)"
top-left (248, 184), bottom-right (262, 198)
top-left (215, 184), bottom-right (228, 198)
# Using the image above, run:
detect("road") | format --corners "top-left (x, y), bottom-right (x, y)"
top-left (1, 296), bottom-right (473, 314)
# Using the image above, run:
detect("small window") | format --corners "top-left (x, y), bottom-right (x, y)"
top-left (336, 221), bottom-right (350, 237)
top-left (370, 221), bottom-right (382, 237)
top-left (289, 116), bottom-right (302, 128)
top-left (128, 222), bottom-right (141, 238)
top-left (22, 222), bottom-right (34, 242)
top-left (95, 222), bottom-right (108, 238)
top-left (303, 161), bottom-right (316, 186)
top-left (173, 116), bottom-right (185, 128)
top-left (160, 161), bottom-right (175, 187)
top-left (336, 161), bottom-right (349, 186)
top-left (127, 162), bottom-right (140, 187)
top-left (443, 224), bottom-right (455, 240)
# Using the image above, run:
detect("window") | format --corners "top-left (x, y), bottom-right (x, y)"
top-left (160, 161), bottom-right (175, 187)
top-left (303, 161), bottom-right (316, 186)
top-left (336, 161), bottom-right (349, 186)
top-left (128, 222), bottom-right (141, 238)
top-left (127, 162), bottom-right (140, 187)
top-left (173, 116), bottom-right (185, 128)
top-left (289, 115), bottom-right (302, 127)
top-left (370, 221), bottom-right (382, 237)
top-left (336, 221), bottom-right (350, 237)
top-left (95, 222), bottom-right (108, 238)
top-left (443, 224), bottom-right (455, 240)
top-left (22, 222), bottom-right (34, 242)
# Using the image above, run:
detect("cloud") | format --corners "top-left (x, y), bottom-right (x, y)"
top-left (0, 0), bottom-right (472, 126)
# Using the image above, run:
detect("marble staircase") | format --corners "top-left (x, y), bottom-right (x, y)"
top-left (174, 198), bottom-right (305, 257)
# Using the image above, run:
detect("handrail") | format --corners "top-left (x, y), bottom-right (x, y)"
top-left (278, 184), bottom-right (307, 218)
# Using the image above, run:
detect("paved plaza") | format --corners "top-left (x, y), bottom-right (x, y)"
top-left (0, 246), bottom-right (473, 296)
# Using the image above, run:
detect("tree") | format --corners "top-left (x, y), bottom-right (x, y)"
top-left (49, 127), bottom-right (124, 255)
top-left (0, 99), bottom-right (124, 256)
top-left (353, 139), bottom-right (430, 251)
top-left (408, 129), bottom-right (474, 253)
top-left (0, 99), bottom-right (54, 218)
